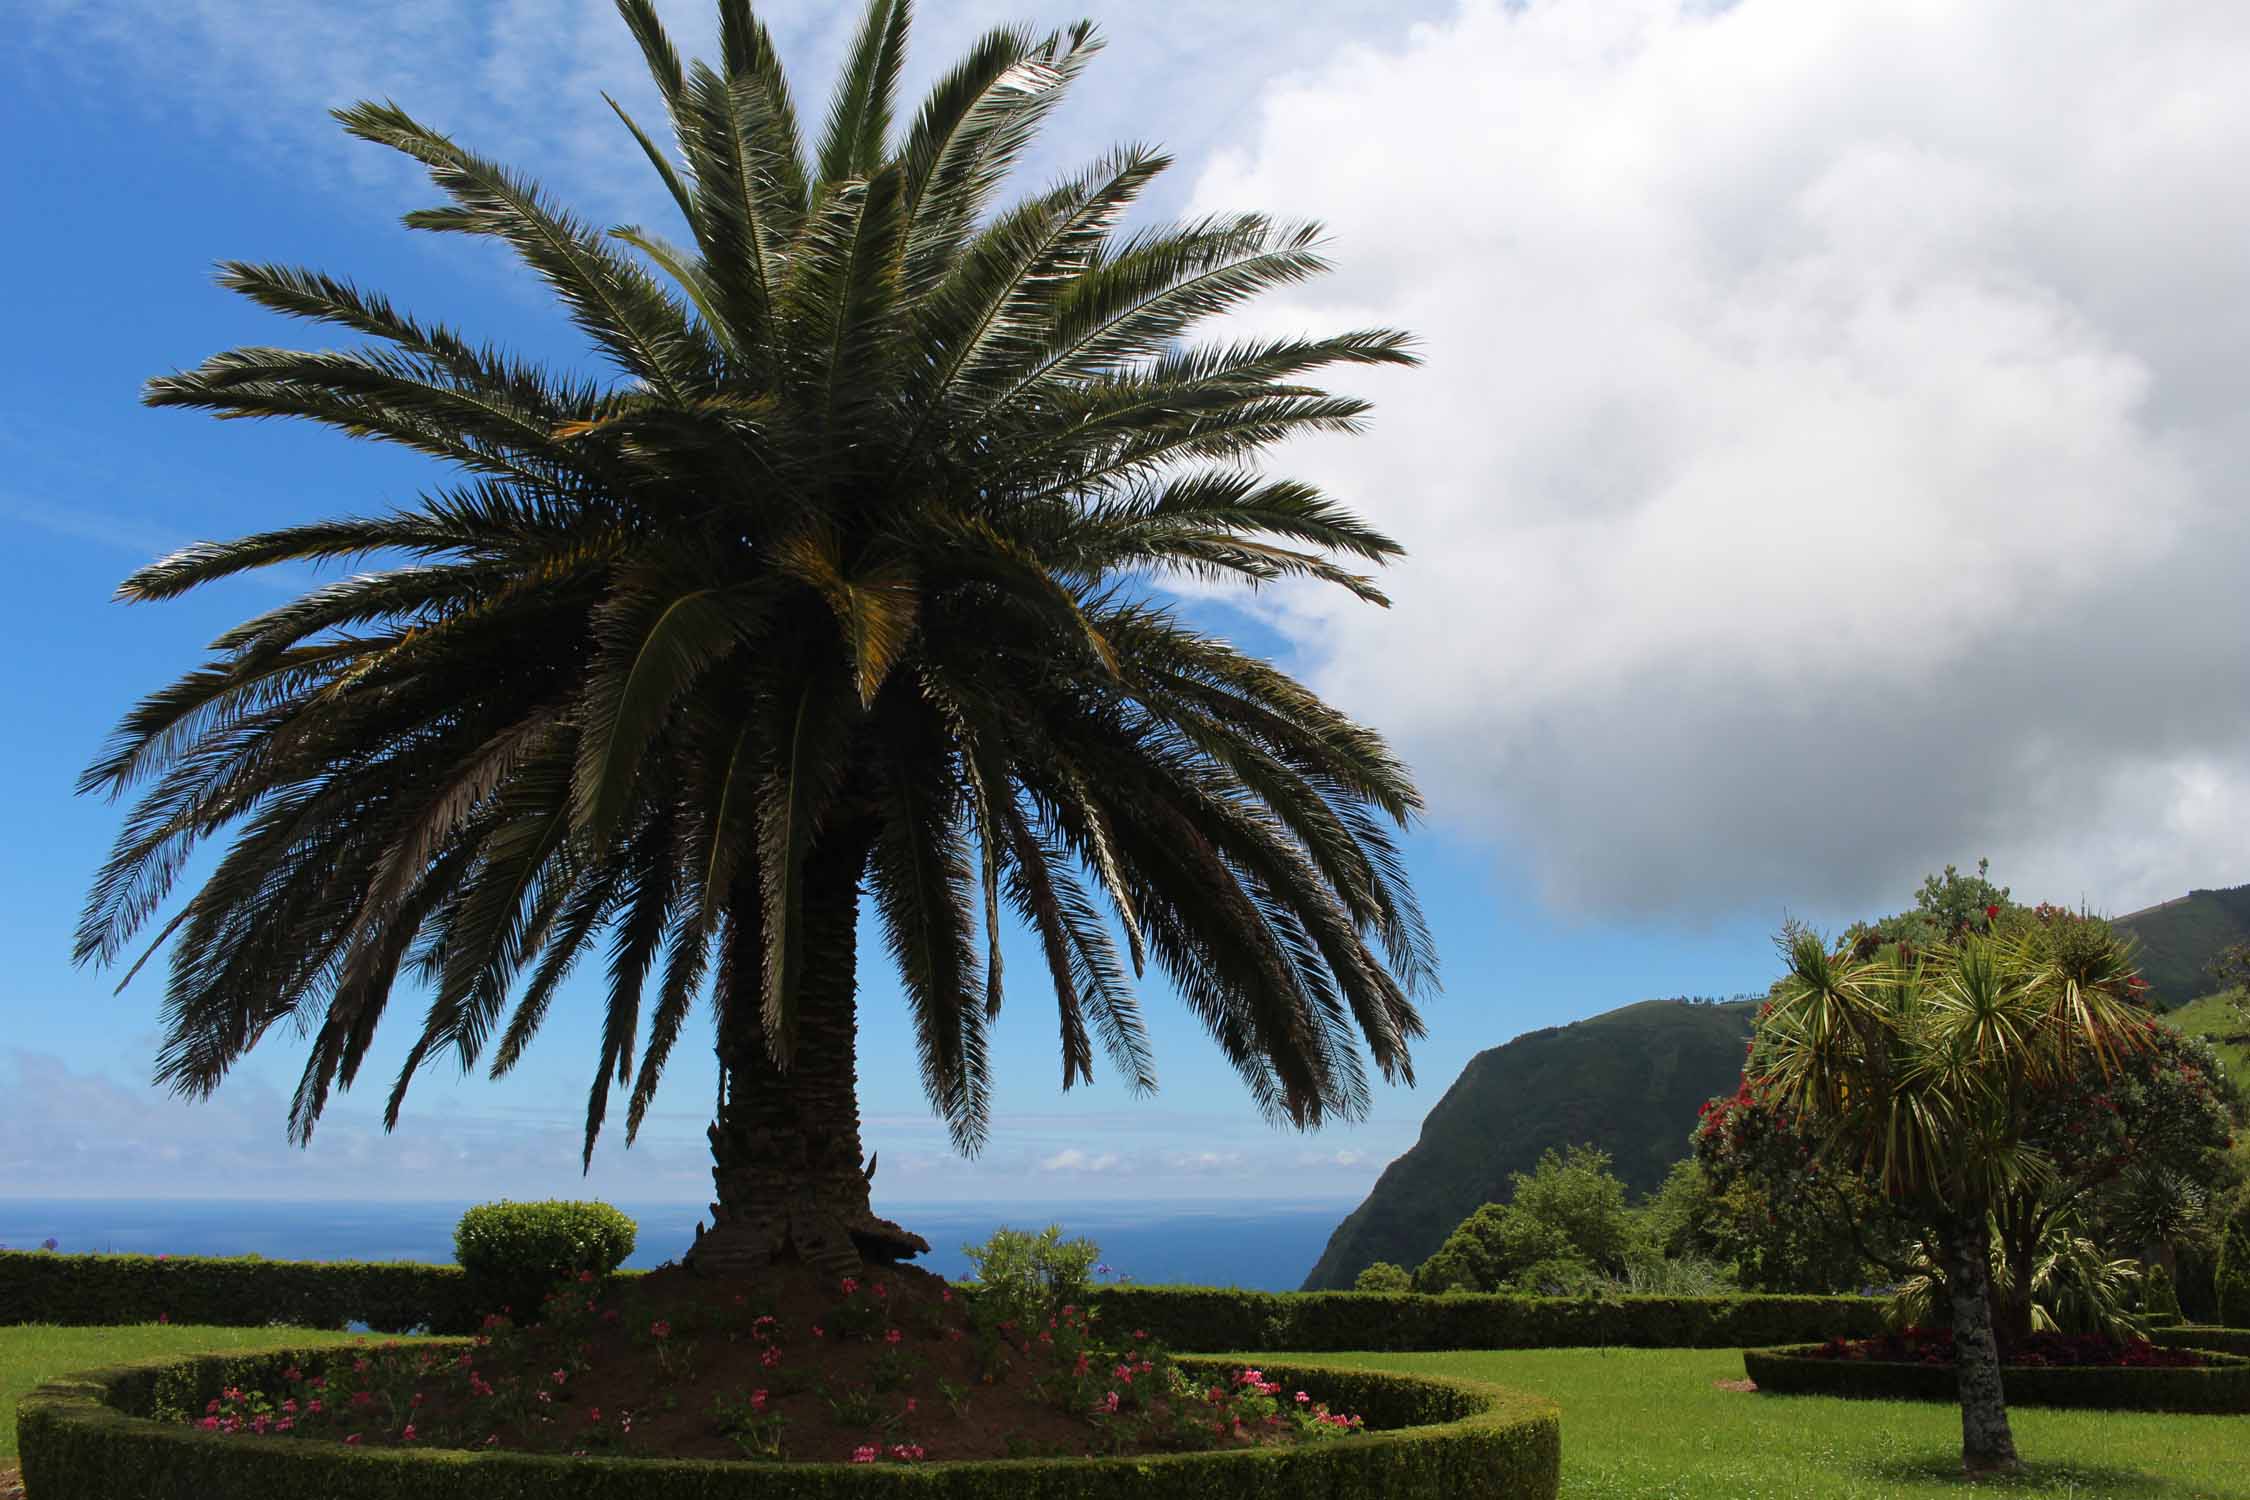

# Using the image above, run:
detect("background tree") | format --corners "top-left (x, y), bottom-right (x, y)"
top-left (76, 0), bottom-right (1434, 1278)
top-left (1757, 915), bottom-right (2148, 1475)
top-left (1351, 1261), bottom-right (1413, 1293)
top-left (1412, 1145), bottom-right (1641, 1293)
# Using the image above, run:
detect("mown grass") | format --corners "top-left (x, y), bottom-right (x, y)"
top-left (1, 1323), bottom-right (375, 1464)
top-left (1268, 1347), bottom-right (2250, 1499)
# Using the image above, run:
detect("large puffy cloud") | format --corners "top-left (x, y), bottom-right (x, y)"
top-left (1191, 0), bottom-right (2250, 919)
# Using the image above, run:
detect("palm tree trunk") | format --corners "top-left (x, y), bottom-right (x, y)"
top-left (1943, 1215), bottom-right (2021, 1475)
top-left (685, 822), bottom-right (929, 1279)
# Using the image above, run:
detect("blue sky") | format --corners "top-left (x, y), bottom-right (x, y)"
top-left (4, 0), bottom-right (2245, 1215)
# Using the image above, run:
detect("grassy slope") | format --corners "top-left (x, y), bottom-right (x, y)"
top-left (1300, 1000), bottom-right (1758, 1290)
top-left (2112, 885), bottom-right (2250, 1008)
top-left (1, 1323), bottom-right (374, 1464)
top-left (1275, 1348), bottom-right (2250, 1499)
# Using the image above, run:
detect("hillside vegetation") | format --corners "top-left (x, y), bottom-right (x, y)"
top-left (2110, 883), bottom-right (2250, 1006)
top-left (1299, 999), bottom-right (1755, 1290)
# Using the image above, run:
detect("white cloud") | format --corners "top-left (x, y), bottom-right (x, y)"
top-left (1192, 0), bottom-right (2250, 919)
top-left (1038, 1147), bottom-right (1124, 1174)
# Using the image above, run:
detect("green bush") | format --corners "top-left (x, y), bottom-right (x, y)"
top-left (1353, 1262), bottom-right (1414, 1293)
top-left (2143, 1261), bottom-right (2182, 1324)
top-left (0, 1250), bottom-right (495, 1334)
top-left (1742, 1344), bottom-right (2250, 1414)
top-left (453, 1201), bottom-right (636, 1320)
top-left (1088, 1286), bottom-right (1886, 1352)
top-left (15, 1348), bottom-right (1562, 1500)
top-left (958, 1224), bottom-right (1098, 1330)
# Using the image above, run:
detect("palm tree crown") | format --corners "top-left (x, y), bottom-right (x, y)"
top-left (78, 0), bottom-right (1434, 1228)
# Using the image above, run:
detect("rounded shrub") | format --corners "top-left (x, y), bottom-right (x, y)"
top-left (15, 1348), bottom-right (1562, 1500)
top-left (1743, 1344), bottom-right (2250, 1414)
top-left (1353, 1262), bottom-right (1414, 1293)
top-left (452, 1200), bottom-right (636, 1318)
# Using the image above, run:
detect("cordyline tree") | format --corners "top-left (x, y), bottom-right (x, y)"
top-left (74, 0), bottom-right (1434, 1278)
top-left (1757, 912), bottom-right (2150, 1476)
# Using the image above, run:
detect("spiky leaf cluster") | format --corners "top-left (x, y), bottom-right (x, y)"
top-left (78, 0), bottom-right (1435, 1166)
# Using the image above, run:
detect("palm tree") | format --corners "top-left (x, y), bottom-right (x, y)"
top-left (75, 0), bottom-right (1434, 1279)
top-left (1758, 921), bottom-right (2146, 1475)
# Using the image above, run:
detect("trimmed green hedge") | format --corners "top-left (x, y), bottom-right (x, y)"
top-left (14, 1346), bottom-right (1561, 1500)
top-left (2151, 1325), bottom-right (2250, 1358)
top-left (0, 1251), bottom-right (510, 1335)
top-left (1089, 1287), bottom-right (1887, 1352)
top-left (1742, 1344), bottom-right (2250, 1414)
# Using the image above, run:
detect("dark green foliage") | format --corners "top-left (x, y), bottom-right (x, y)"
top-left (2142, 1262), bottom-right (2181, 1324)
top-left (1090, 1286), bottom-right (1883, 1353)
top-left (1301, 999), bottom-right (1760, 1289)
top-left (14, 1350), bottom-right (1561, 1500)
top-left (1352, 1263), bottom-right (1413, 1293)
top-left (452, 1200), bottom-right (636, 1318)
top-left (0, 1250), bottom-right (640, 1334)
top-left (2110, 884), bottom-right (2250, 1008)
top-left (2219, 1196), bottom-right (2250, 1328)
top-left (1743, 1344), bottom-right (2250, 1414)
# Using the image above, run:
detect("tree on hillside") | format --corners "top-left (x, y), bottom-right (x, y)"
top-left (1757, 914), bottom-right (2151, 1475)
top-left (1413, 1145), bottom-right (1641, 1293)
top-left (75, 0), bottom-right (1434, 1278)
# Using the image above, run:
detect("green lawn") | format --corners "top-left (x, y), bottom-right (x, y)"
top-left (1269, 1348), bottom-right (2250, 1499)
top-left (1, 1323), bottom-right (373, 1465)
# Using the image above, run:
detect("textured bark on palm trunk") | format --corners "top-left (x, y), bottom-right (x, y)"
top-left (1944, 1217), bottom-right (2020, 1476)
top-left (686, 827), bottom-right (928, 1279)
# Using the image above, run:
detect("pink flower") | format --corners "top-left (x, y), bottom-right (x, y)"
top-left (401, 1425), bottom-right (417, 1442)
top-left (552, 1369), bottom-right (568, 1385)
top-left (344, 1434), bottom-right (362, 1446)
top-left (889, 1443), bottom-right (925, 1461)
top-left (750, 1391), bottom-right (768, 1413)
top-left (851, 1445), bottom-right (879, 1464)
top-left (1295, 1391), bottom-right (1311, 1404)
top-left (841, 1277), bottom-right (860, 1295)
top-left (650, 1320), bottom-right (671, 1340)
top-left (811, 1324), bottom-right (825, 1339)
top-left (885, 1327), bottom-right (903, 1345)
top-left (157, 1312), bottom-right (169, 1324)
top-left (905, 1397), bottom-right (917, 1414)
top-left (1101, 1391), bottom-right (1120, 1414)
top-left (587, 1408), bottom-right (602, 1423)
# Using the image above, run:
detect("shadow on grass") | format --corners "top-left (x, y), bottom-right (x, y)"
top-left (1858, 1454), bottom-right (2197, 1496)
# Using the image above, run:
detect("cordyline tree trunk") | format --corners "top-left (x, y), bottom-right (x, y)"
top-left (686, 824), bottom-right (928, 1279)
top-left (1941, 1212), bottom-right (2021, 1476)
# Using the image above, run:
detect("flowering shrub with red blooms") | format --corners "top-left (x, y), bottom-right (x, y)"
top-left (1803, 1328), bottom-right (2212, 1370)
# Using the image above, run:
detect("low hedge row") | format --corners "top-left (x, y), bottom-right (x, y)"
top-left (1742, 1345), bottom-right (2250, 1414)
top-left (3, 1251), bottom-right (1883, 1354)
top-left (14, 1347), bottom-right (1562, 1500)
top-left (0, 1252), bottom-right (500, 1334)
top-left (2151, 1325), bottom-right (2250, 1358)
top-left (1088, 1287), bottom-right (1888, 1352)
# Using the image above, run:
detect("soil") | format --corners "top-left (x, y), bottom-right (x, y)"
top-left (0, 1462), bottom-right (20, 1500)
top-left (191, 1261), bottom-right (1342, 1467)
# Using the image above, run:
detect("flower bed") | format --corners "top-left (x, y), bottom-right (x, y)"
top-left (1744, 1333), bottom-right (2250, 1414)
top-left (14, 1348), bottom-right (1560, 1500)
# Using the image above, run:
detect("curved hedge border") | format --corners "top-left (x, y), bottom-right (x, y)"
top-left (2150, 1325), bottom-right (2250, 1359)
top-left (1089, 1287), bottom-right (1887, 1353)
top-left (14, 1347), bottom-right (1560, 1500)
top-left (1742, 1344), bottom-right (2250, 1414)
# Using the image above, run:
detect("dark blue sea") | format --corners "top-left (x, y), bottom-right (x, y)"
top-left (0, 1199), bottom-right (1349, 1291)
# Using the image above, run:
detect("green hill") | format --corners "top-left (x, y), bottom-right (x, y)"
top-left (1298, 998), bottom-right (1757, 1291)
top-left (2111, 885), bottom-right (2250, 1007)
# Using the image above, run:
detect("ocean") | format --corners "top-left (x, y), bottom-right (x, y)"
top-left (0, 1199), bottom-right (1350, 1292)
